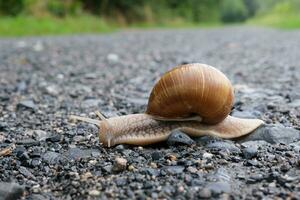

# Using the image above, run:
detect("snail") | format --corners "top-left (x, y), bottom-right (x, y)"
top-left (70, 63), bottom-right (264, 147)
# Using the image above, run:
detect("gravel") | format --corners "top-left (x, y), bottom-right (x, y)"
top-left (0, 27), bottom-right (300, 199)
top-left (0, 182), bottom-right (24, 200)
top-left (167, 130), bottom-right (195, 146)
top-left (240, 124), bottom-right (300, 144)
top-left (206, 140), bottom-right (241, 153)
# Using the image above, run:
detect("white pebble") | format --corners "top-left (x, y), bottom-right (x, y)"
top-left (203, 152), bottom-right (213, 159)
top-left (107, 53), bottom-right (119, 64)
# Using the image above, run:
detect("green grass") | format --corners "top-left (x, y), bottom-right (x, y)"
top-left (2, 13), bottom-right (299, 37)
top-left (248, 13), bottom-right (300, 29)
top-left (0, 15), bottom-right (116, 37)
top-left (0, 15), bottom-right (221, 37)
top-left (248, 1), bottom-right (300, 29)
top-left (129, 18), bottom-right (221, 29)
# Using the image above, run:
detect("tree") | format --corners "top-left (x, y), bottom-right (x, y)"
top-left (220, 0), bottom-right (248, 22)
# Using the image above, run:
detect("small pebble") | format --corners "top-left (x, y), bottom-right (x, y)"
top-left (107, 53), bottom-right (119, 64)
top-left (88, 190), bottom-right (101, 196)
top-left (151, 151), bottom-right (163, 160)
top-left (150, 162), bottom-right (157, 168)
top-left (0, 182), bottom-right (24, 199)
top-left (0, 146), bottom-right (13, 157)
top-left (113, 157), bottom-right (127, 172)
top-left (206, 181), bottom-right (231, 195)
top-left (178, 185), bottom-right (185, 193)
top-left (128, 165), bottom-right (135, 171)
top-left (199, 188), bottom-right (212, 198)
top-left (167, 130), bottom-right (195, 146)
top-left (242, 146), bottom-right (258, 159)
top-left (16, 100), bottom-right (36, 110)
top-left (203, 152), bottom-right (213, 159)
top-left (138, 146), bottom-right (143, 150)
top-left (168, 154), bottom-right (177, 161)
top-left (187, 166), bottom-right (198, 174)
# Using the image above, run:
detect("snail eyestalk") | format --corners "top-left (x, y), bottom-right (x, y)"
top-left (69, 110), bottom-right (107, 125)
top-left (69, 115), bottom-right (101, 126)
top-left (95, 110), bottom-right (107, 120)
top-left (69, 112), bottom-right (113, 147)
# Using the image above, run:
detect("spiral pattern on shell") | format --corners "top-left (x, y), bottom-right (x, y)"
top-left (146, 63), bottom-right (234, 124)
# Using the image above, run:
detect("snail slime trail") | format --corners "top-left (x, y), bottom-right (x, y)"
top-left (70, 63), bottom-right (264, 147)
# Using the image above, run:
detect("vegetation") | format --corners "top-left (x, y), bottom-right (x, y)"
top-left (249, 0), bottom-right (300, 29)
top-left (0, 15), bottom-right (114, 37)
top-left (0, 0), bottom-right (299, 36)
top-left (220, 0), bottom-right (248, 22)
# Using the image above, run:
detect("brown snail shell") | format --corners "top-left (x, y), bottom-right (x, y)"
top-left (146, 63), bottom-right (234, 124)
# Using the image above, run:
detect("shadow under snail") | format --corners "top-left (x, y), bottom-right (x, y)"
top-left (70, 63), bottom-right (264, 147)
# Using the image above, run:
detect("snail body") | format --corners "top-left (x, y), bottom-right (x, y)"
top-left (70, 63), bottom-right (264, 147)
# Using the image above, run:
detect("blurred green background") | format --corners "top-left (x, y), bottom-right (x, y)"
top-left (0, 0), bottom-right (299, 36)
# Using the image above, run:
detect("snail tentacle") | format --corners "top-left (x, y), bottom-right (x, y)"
top-left (69, 115), bottom-right (101, 126)
top-left (95, 110), bottom-right (107, 120)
